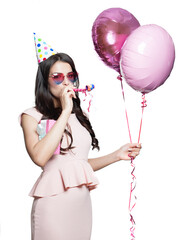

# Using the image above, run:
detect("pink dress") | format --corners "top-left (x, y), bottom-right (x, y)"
top-left (19, 107), bottom-right (99, 240)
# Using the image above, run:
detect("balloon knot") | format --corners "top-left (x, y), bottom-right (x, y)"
top-left (117, 75), bottom-right (122, 81)
top-left (141, 94), bottom-right (147, 108)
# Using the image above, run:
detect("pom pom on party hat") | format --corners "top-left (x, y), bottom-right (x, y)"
top-left (33, 33), bottom-right (57, 63)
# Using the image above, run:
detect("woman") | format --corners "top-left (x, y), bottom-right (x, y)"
top-left (20, 41), bottom-right (141, 239)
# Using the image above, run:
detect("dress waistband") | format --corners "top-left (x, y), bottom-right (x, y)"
top-left (43, 154), bottom-right (88, 171)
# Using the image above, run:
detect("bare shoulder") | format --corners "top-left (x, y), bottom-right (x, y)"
top-left (21, 114), bottom-right (39, 147)
top-left (21, 113), bottom-right (38, 133)
top-left (21, 113), bottom-right (41, 164)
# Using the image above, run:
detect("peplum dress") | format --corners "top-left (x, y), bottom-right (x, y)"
top-left (19, 107), bottom-right (99, 240)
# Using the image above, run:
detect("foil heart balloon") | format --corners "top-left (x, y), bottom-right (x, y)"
top-left (92, 8), bottom-right (140, 73)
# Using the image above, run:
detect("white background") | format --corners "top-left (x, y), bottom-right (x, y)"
top-left (0, 0), bottom-right (181, 239)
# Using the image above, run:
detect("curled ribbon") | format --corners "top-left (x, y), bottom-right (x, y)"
top-left (117, 75), bottom-right (147, 240)
top-left (138, 94), bottom-right (147, 143)
top-left (74, 84), bottom-right (95, 112)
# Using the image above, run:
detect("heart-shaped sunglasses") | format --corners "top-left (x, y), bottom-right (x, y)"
top-left (49, 72), bottom-right (78, 85)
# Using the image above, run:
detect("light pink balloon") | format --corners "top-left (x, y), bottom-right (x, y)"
top-left (120, 24), bottom-right (175, 93)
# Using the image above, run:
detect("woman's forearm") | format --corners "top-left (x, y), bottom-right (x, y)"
top-left (32, 110), bottom-right (70, 167)
top-left (88, 143), bottom-right (141, 171)
top-left (88, 150), bottom-right (119, 171)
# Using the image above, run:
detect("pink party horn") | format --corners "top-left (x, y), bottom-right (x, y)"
top-left (74, 84), bottom-right (95, 92)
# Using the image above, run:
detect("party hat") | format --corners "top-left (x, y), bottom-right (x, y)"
top-left (33, 33), bottom-right (58, 63)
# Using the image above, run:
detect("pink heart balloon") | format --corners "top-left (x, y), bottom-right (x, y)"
top-left (120, 24), bottom-right (175, 93)
top-left (92, 8), bottom-right (140, 73)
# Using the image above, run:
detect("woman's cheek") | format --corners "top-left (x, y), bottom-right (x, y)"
top-left (49, 84), bottom-right (61, 98)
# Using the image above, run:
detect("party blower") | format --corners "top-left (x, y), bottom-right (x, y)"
top-left (73, 84), bottom-right (95, 93)
top-left (92, 7), bottom-right (175, 240)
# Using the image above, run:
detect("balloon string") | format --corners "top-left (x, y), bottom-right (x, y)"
top-left (117, 75), bottom-right (147, 240)
top-left (117, 75), bottom-right (132, 143)
top-left (138, 94), bottom-right (147, 143)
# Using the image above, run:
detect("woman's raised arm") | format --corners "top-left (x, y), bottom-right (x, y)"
top-left (21, 110), bottom-right (70, 167)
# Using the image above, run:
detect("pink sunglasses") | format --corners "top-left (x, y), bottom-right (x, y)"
top-left (49, 72), bottom-right (78, 85)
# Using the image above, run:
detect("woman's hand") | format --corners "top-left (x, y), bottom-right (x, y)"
top-left (116, 143), bottom-right (142, 161)
top-left (59, 86), bottom-right (76, 114)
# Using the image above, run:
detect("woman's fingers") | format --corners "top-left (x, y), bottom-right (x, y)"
top-left (128, 144), bottom-right (142, 152)
top-left (130, 143), bottom-right (142, 149)
top-left (129, 151), bottom-right (139, 157)
top-left (128, 143), bottom-right (142, 159)
top-left (62, 86), bottom-right (76, 99)
top-left (128, 148), bottom-right (141, 153)
top-left (66, 86), bottom-right (77, 99)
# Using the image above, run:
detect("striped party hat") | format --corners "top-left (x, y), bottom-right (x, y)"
top-left (33, 33), bottom-right (57, 63)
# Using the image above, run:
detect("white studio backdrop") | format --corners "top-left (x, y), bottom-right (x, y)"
top-left (0, 0), bottom-right (181, 239)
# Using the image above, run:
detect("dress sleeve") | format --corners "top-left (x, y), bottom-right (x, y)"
top-left (19, 107), bottom-right (43, 126)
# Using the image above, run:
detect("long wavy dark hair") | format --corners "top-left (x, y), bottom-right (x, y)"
top-left (35, 53), bottom-right (99, 154)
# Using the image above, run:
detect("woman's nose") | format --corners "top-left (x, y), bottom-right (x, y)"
top-left (62, 77), bottom-right (70, 85)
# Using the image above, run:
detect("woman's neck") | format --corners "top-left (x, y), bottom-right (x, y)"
top-left (53, 98), bottom-right (61, 108)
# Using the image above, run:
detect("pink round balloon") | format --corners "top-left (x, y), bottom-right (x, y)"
top-left (120, 24), bottom-right (175, 93)
top-left (92, 8), bottom-right (140, 73)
